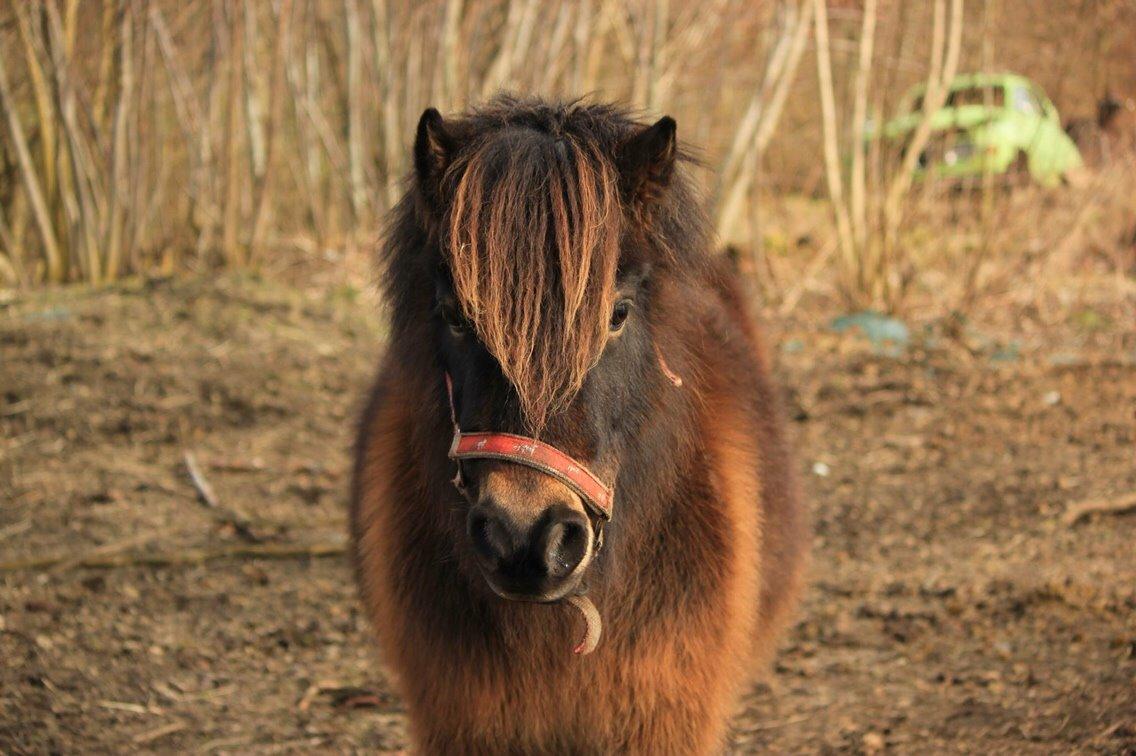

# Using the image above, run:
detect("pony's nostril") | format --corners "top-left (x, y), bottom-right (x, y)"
top-left (543, 515), bottom-right (589, 579)
top-left (470, 502), bottom-right (591, 596)
top-left (468, 508), bottom-right (513, 565)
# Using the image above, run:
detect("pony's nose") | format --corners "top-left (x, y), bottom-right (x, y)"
top-left (467, 502), bottom-right (591, 598)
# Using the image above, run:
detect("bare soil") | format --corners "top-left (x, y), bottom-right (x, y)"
top-left (1, 274), bottom-right (1133, 754)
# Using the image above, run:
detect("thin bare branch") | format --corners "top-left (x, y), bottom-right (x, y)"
top-left (0, 40), bottom-right (65, 282)
top-left (105, 0), bottom-right (135, 281)
top-left (814, 0), bottom-right (856, 292)
top-left (250, 0), bottom-right (295, 253)
top-left (849, 0), bottom-right (878, 256)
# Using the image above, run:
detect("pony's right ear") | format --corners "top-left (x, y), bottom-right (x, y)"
top-left (616, 116), bottom-right (677, 204)
top-left (414, 107), bottom-right (455, 205)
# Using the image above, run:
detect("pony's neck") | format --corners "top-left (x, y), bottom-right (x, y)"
top-left (588, 385), bottom-right (701, 594)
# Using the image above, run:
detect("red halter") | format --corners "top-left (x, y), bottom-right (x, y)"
top-left (445, 374), bottom-right (613, 522)
top-left (444, 348), bottom-right (682, 525)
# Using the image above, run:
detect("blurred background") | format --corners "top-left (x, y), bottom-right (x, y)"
top-left (1, 1), bottom-right (1134, 752)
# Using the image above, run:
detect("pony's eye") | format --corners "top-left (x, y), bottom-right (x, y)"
top-left (441, 303), bottom-right (467, 333)
top-left (609, 300), bottom-right (632, 332)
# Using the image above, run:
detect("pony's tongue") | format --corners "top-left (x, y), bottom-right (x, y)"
top-left (565, 594), bottom-right (602, 655)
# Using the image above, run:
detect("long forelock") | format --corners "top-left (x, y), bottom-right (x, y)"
top-left (444, 128), bottom-right (621, 433)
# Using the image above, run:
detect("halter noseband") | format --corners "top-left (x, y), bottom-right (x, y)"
top-left (445, 374), bottom-right (613, 525)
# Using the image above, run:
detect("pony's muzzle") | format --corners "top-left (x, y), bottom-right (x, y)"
top-left (467, 496), bottom-right (594, 602)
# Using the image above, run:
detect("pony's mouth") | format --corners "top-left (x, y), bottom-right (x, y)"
top-left (480, 570), bottom-right (587, 604)
top-left (475, 545), bottom-right (593, 604)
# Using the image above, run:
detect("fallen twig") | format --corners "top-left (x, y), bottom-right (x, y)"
top-left (298, 680), bottom-right (393, 712)
top-left (183, 450), bottom-right (220, 508)
top-left (50, 532), bottom-right (154, 574)
top-left (0, 519), bottom-right (32, 541)
top-left (97, 699), bottom-right (162, 715)
top-left (735, 712), bottom-right (814, 734)
top-left (207, 457), bottom-right (266, 473)
top-left (0, 538), bottom-right (347, 572)
top-left (183, 450), bottom-right (262, 543)
top-left (132, 721), bottom-right (188, 745)
top-left (1062, 491), bottom-right (1136, 526)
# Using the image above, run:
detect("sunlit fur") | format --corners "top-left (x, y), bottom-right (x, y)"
top-left (351, 97), bottom-right (809, 753)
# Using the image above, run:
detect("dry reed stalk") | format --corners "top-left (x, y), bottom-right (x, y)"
top-left (604, 0), bottom-right (636, 69)
top-left (507, 0), bottom-right (540, 90)
top-left (536, 2), bottom-right (575, 95)
top-left (631, 0), bottom-right (667, 109)
top-left (250, 0), bottom-right (295, 254)
top-left (813, 0), bottom-right (856, 296)
top-left (647, 0), bottom-right (670, 110)
top-left (45, 0), bottom-right (110, 282)
top-left (715, 0), bottom-right (813, 244)
top-left (190, 3), bottom-right (225, 258)
top-left (303, 15), bottom-right (353, 238)
top-left (149, 7), bottom-right (202, 136)
top-left (91, 0), bottom-right (117, 133)
top-left (344, 0), bottom-right (369, 227)
top-left (481, 0), bottom-right (538, 98)
top-left (654, 0), bottom-right (728, 108)
top-left (371, 0), bottom-right (403, 210)
top-left (849, 0), bottom-right (878, 260)
top-left (284, 2), bottom-right (324, 239)
top-left (438, 0), bottom-right (465, 107)
top-left (61, 0), bottom-right (79, 61)
top-left (14, 7), bottom-right (58, 215)
top-left (105, 1), bottom-right (135, 281)
top-left (243, 0), bottom-right (268, 182)
top-left (964, 0), bottom-right (1000, 312)
top-left (571, 0), bottom-right (593, 93)
top-left (0, 201), bottom-right (21, 285)
top-left (879, 0), bottom-right (964, 304)
top-left (0, 23), bottom-right (65, 283)
top-left (8, 191), bottom-right (32, 279)
top-left (149, 4), bottom-right (207, 263)
top-left (403, 11), bottom-right (424, 187)
top-left (131, 9), bottom-right (158, 262)
top-left (221, 0), bottom-right (246, 267)
top-left (582, 0), bottom-right (612, 93)
top-left (301, 72), bottom-right (352, 203)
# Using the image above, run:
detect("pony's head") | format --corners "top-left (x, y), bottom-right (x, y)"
top-left (396, 98), bottom-right (696, 603)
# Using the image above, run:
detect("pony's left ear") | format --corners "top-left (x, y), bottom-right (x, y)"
top-left (616, 116), bottom-right (677, 203)
top-left (414, 107), bottom-right (456, 206)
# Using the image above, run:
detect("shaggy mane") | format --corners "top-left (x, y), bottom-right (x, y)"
top-left (442, 117), bottom-right (621, 432)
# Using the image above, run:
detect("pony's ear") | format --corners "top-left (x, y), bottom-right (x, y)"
top-left (616, 116), bottom-right (677, 203)
top-left (414, 107), bottom-right (456, 204)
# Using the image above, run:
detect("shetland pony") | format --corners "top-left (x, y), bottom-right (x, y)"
top-left (351, 97), bottom-right (808, 753)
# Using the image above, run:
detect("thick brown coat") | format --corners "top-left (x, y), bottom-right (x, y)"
top-left (351, 98), bottom-right (808, 753)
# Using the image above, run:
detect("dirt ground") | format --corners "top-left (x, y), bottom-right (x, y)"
top-left (1, 273), bottom-right (1133, 754)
